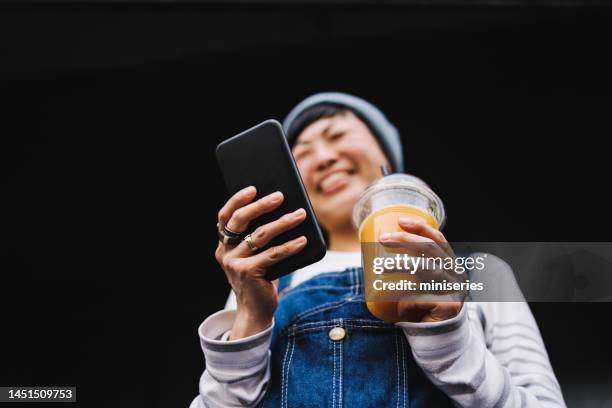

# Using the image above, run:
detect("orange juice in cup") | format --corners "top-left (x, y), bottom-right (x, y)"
top-left (352, 172), bottom-right (446, 322)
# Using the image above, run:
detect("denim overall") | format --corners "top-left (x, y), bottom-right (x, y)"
top-left (258, 267), bottom-right (451, 408)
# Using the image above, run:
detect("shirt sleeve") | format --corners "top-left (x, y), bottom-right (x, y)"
top-left (189, 309), bottom-right (273, 408)
top-left (396, 254), bottom-right (567, 408)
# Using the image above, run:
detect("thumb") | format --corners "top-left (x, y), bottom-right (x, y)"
top-left (421, 302), bottom-right (463, 323)
top-left (397, 300), bottom-right (436, 322)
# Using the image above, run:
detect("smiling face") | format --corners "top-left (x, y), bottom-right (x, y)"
top-left (291, 111), bottom-right (391, 232)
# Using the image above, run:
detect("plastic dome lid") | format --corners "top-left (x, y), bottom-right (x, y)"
top-left (352, 173), bottom-right (446, 229)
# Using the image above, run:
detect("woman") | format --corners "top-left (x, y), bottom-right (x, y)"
top-left (191, 93), bottom-right (566, 407)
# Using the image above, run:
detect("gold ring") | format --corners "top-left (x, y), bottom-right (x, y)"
top-left (243, 234), bottom-right (259, 252)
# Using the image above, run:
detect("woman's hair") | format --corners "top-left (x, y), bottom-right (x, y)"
top-left (286, 103), bottom-right (348, 146)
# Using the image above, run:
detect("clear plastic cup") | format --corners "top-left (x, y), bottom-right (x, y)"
top-left (352, 173), bottom-right (446, 322)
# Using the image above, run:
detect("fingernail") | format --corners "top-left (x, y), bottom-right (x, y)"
top-left (380, 233), bottom-right (393, 241)
top-left (296, 236), bottom-right (307, 245)
top-left (269, 191), bottom-right (283, 203)
top-left (399, 217), bottom-right (416, 226)
top-left (243, 186), bottom-right (256, 195)
top-left (293, 208), bottom-right (306, 219)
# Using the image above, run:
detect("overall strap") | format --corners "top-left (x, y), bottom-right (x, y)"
top-left (277, 273), bottom-right (293, 294)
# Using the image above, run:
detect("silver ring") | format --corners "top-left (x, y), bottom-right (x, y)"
top-left (243, 234), bottom-right (259, 252)
top-left (224, 226), bottom-right (243, 239)
top-left (218, 229), bottom-right (242, 246)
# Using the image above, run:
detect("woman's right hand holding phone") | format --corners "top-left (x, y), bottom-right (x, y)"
top-left (215, 186), bottom-right (308, 340)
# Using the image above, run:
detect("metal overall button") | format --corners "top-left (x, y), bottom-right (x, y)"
top-left (328, 326), bottom-right (346, 341)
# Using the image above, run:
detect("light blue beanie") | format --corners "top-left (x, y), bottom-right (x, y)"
top-left (282, 92), bottom-right (404, 173)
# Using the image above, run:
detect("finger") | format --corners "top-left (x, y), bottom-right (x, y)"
top-left (225, 191), bottom-right (284, 234)
top-left (379, 232), bottom-right (451, 280)
top-left (236, 208), bottom-right (306, 256)
top-left (379, 232), bottom-right (449, 259)
top-left (421, 302), bottom-right (463, 323)
top-left (249, 236), bottom-right (307, 269)
top-left (218, 186), bottom-right (257, 230)
top-left (397, 299), bottom-right (436, 311)
top-left (396, 300), bottom-right (436, 322)
top-left (397, 216), bottom-right (455, 258)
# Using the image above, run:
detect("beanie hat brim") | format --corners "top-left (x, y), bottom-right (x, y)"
top-left (282, 92), bottom-right (404, 173)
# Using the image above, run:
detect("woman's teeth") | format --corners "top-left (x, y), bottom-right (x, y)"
top-left (320, 171), bottom-right (351, 192)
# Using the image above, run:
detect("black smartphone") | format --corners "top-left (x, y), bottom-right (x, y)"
top-left (216, 119), bottom-right (327, 281)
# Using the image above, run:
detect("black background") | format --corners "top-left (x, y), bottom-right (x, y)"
top-left (1, 4), bottom-right (612, 407)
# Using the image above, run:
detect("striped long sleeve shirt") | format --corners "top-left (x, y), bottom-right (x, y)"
top-left (190, 252), bottom-right (566, 408)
